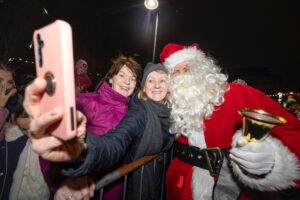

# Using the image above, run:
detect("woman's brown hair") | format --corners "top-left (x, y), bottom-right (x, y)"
top-left (95, 55), bottom-right (142, 90)
top-left (0, 61), bottom-right (15, 75)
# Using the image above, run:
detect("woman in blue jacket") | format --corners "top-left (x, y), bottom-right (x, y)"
top-left (23, 62), bottom-right (174, 200)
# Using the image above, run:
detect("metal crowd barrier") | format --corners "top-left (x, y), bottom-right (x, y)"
top-left (95, 150), bottom-right (173, 200)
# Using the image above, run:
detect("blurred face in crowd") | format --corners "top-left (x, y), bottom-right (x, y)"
top-left (16, 115), bottom-right (30, 130)
top-left (75, 60), bottom-right (88, 75)
top-left (172, 61), bottom-right (189, 75)
top-left (109, 65), bottom-right (137, 97)
top-left (0, 69), bottom-right (15, 94)
top-left (143, 70), bottom-right (168, 102)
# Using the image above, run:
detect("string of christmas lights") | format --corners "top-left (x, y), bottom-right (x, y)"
top-left (269, 92), bottom-right (300, 97)
top-left (8, 57), bottom-right (34, 64)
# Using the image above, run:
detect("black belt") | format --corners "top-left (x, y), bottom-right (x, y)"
top-left (173, 141), bottom-right (225, 177)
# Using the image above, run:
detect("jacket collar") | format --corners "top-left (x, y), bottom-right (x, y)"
top-left (97, 82), bottom-right (130, 105)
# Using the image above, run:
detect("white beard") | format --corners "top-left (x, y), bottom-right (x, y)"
top-left (168, 63), bottom-right (228, 148)
top-left (168, 73), bottom-right (217, 199)
top-left (167, 59), bottom-right (228, 200)
top-left (169, 72), bottom-right (206, 147)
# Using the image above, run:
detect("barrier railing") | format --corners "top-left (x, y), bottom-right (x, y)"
top-left (95, 150), bottom-right (173, 200)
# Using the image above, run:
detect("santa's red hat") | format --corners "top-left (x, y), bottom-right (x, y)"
top-left (160, 43), bottom-right (202, 70)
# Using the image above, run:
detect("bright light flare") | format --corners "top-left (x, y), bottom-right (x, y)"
top-left (144, 0), bottom-right (159, 10)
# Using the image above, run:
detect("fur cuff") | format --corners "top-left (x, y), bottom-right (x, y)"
top-left (231, 134), bottom-right (300, 191)
top-left (192, 166), bottom-right (214, 199)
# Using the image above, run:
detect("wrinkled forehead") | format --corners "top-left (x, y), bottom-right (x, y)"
top-left (0, 69), bottom-right (13, 81)
top-left (119, 65), bottom-right (136, 77)
top-left (147, 70), bottom-right (168, 79)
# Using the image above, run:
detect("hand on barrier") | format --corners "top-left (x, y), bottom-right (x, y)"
top-left (54, 176), bottom-right (95, 200)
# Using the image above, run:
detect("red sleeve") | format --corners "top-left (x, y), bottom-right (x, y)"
top-left (232, 84), bottom-right (300, 187)
top-left (75, 74), bottom-right (92, 89)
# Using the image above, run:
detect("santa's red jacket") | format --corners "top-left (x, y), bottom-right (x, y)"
top-left (166, 83), bottom-right (300, 200)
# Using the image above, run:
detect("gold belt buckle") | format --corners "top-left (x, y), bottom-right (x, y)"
top-left (203, 147), bottom-right (222, 177)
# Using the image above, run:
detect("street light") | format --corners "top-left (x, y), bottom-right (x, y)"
top-left (144, 0), bottom-right (159, 10)
top-left (144, 0), bottom-right (159, 62)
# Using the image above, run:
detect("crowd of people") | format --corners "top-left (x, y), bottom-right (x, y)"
top-left (1, 42), bottom-right (300, 200)
top-left (0, 63), bottom-right (50, 200)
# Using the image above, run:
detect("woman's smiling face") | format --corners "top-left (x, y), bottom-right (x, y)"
top-left (143, 70), bottom-right (168, 102)
top-left (109, 65), bottom-right (137, 97)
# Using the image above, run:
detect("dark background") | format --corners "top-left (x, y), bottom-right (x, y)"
top-left (0, 0), bottom-right (299, 96)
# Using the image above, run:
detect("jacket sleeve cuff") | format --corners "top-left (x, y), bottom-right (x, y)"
top-left (61, 133), bottom-right (97, 177)
top-left (231, 133), bottom-right (300, 191)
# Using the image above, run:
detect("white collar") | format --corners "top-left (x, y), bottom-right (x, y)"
top-left (5, 125), bottom-right (25, 142)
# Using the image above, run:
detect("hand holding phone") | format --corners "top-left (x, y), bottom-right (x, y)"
top-left (33, 20), bottom-right (77, 140)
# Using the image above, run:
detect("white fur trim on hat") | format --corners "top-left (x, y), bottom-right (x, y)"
top-left (231, 132), bottom-right (300, 191)
top-left (163, 47), bottom-right (204, 70)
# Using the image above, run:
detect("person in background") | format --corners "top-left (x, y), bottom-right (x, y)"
top-left (0, 62), bottom-right (49, 200)
top-left (75, 59), bottom-right (93, 94)
top-left (284, 95), bottom-right (300, 117)
top-left (0, 63), bottom-right (17, 136)
top-left (159, 43), bottom-right (300, 200)
top-left (2, 107), bottom-right (50, 200)
top-left (22, 62), bottom-right (173, 200)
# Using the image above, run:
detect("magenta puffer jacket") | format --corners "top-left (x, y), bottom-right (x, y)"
top-left (76, 82), bottom-right (130, 135)
top-left (40, 82), bottom-right (130, 199)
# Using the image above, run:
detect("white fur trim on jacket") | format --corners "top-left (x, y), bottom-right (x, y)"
top-left (163, 47), bottom-right (205, 70)
top-left (187, 129), bottom-right (213, 199)
top-left (230, 132), bottom-right (300, 191)
top-left (192, 167), bottom-right (214, 199)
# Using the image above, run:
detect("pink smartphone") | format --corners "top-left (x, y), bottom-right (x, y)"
top-left (33, 20), bottom-right (76, 141)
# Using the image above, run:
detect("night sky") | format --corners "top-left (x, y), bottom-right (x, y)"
top-left (0, 0), bottom-right (299, 95)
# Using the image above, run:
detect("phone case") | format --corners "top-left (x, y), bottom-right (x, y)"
top-left (33, 20), bottom-right (76, 141)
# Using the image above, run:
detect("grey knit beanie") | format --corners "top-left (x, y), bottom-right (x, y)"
top-left (141, 62), bottom-right (168, 88)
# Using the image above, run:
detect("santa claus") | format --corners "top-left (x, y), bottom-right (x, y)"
top-left (160, 43), bottom-right (300, 199)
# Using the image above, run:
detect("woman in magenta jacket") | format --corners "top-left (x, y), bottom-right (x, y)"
top-left (76, 55), bottom-right (141, 200)
top-left (41, 55), bottom-right (142, 200)
top-left (76, 55), bottom-right (141, 136)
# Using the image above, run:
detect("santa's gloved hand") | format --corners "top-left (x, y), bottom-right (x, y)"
top-left (230, 132), bottom-right (275, 176)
